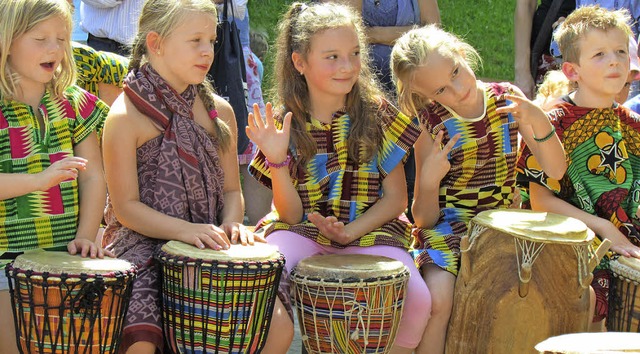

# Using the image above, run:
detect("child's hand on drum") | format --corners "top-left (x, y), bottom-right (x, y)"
top-left (246, 102), bottom-right (292, 165)
top-left (598, 222), bottom-right (640, 258)
top-left (308, 212), bottom-right (352, 245)
top-left (179, 223), bottom-right (231, 250)
top-left (68, 238), bottom-right (115, 258)
top-left (223, 222), bottom-right (266, 245)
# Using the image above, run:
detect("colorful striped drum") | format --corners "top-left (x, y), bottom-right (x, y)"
top-left (155, 241), bottom-right (285, 354)
top-left (291, 254), bottom-right (409, 354)
top-left (5, 250), bottom-right (136, 354)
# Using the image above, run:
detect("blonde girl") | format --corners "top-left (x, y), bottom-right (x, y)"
top-left (391, 24), bottom-right (567, 354)
top-left (101, 0), bottom-right (288, 353)
top-left (247, 2), bottom-right (432, 353)
top-left (0, 0), bottom-right (110, 352)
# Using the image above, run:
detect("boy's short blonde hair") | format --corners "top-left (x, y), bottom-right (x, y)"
top-left (554, 5), bottom-right (632, 64)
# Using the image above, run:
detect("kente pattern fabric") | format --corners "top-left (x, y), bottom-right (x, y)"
top-left (516, 98), bottom-right (640, 321)
top-left (249, 100), bottom-right (420, 249)
top-left (411, 82), bottom-right (519, 275)
top-left (102, 63), bottom-right (225, 352)
top-left (73, 42), bottom-right (128, 98)
top-left (516, 98), bottom-right (640, 247)
top-left (0, 86), bottom-right (107, 256)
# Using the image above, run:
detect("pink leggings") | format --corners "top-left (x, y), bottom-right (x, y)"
top-left (267, 231), bottom-right (432, 349)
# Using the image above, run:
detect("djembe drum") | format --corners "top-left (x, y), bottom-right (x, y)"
top-left (535, 332), bottom-right (640, 353)
top-left (608, 256), bottom-right (640, 332)
top-left (5, 249), bottom-right (136, 354)
top-left (155, 241), bottom-right (285, 354)
top-left (445, 210), bottom-right (610, 354)
top-left (291, 254), bottom-right (409, 354)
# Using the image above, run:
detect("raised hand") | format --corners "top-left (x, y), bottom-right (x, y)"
top-left (308, 212), bottom-right (352, 245)
top-left (422, 130), bottom-right (460, 185)
top-left (222, 222), bottom-right (266, 246)
top-left (245, 102), bottom-right (293, 164)
top-left (38, 156), bottom-right (88, 190)
top-left (496, 93), bottom-right (550, 128)
top-left (178, 223), bottom-right (231, 250)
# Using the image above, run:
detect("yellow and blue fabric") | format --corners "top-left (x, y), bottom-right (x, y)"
top-left (412, 82), bottom-right (520, 275)
top-left (249, 99), bottom-right (420, 249)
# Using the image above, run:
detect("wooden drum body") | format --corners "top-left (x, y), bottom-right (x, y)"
top-left (6, 250), bottom-right (136, 354)
top-left (291, 254), bottom-right (409, 354)
top-left (608, 256), bottom-right (640, 332)
top-left (155, 241), bottom-right (284, 354)
top-left (446, 210), bottom-right (606, 354)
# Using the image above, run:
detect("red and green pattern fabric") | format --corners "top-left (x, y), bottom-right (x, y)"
top-left (411, 82), bottom-right (520, 275)
top-left (249, 99), bottom-right (420, 249)
top-left (0, 86), bottom-right (107, 255)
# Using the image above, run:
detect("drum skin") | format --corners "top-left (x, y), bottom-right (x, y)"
top-left (608, 256), bottom-right (640, 333)
top-left (445, 210), bottom-right (594, 354)
top-left (535, 332), bottom-right (640, 353)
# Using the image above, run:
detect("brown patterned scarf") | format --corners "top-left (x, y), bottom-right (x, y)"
top-left (123, 63), bottom-right (224, 224)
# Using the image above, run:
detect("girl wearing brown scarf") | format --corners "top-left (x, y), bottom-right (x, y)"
top-left (100, 0), bottom-right (292, 353)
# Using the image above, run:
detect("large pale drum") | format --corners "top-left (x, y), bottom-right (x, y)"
top-left (155, 241), bottom-right (285, 354)
top-left (445, 210), bottom-right (608, 354)
top-left (291, 254), bottom-right (409, 354)
top-left (535, 332), bottom-right (640, 353)
top-left (6, 250), bottom-right (136, 354)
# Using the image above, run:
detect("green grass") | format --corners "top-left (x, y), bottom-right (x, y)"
top-left (248, 0), bottom-right (516, 100)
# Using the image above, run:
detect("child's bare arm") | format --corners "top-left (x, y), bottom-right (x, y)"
top-left (70, 131), bottom-right (111, 258)
top-left (412, 129), bottom-right (459, 228)
top-left (0, 157), bottom-right (87, 200)
top-left (497, 91), bottom-right (567, 179)
top-left (530, 183), bottom-right (640, 258)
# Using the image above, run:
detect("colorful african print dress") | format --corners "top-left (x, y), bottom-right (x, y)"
top-left (412, 82), bottom-right (520, 275)
top-left (0, 86), bottom-right (108, 267)
top-left (249, 100), bottom-right (420, 249)
top-left (516, 96), bottom-right (640, 321)
top-left (73, 42), bottom-right (128, 99)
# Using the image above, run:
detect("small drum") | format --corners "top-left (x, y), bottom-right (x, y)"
top-left (608, 256), bottom-right (640, 332)
top-left (5, 249), bottom-right (136, 354)
top-left (291, 254), bottom-right (409, 354)
top-left (446, 210), bottom-right (609, 354)
top-left (155, 241), bottom-right (285, 354)
top-left (535, 332), bottom-right (640, 353)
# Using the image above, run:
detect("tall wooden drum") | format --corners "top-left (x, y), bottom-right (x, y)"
top-left (445, 210), bottom-right (609, 354)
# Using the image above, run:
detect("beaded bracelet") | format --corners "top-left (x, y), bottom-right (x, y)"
top-left (533, 126), bottom-right (556, 143)
top-left (265, 155), bottom-right (291, 169)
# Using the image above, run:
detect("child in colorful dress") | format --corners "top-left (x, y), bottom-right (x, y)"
top-left (517, 6), bottom-right (640, 331)
top-left (100, 0), bottom-right (288, 353)
top-left (247, 2), bottom-right (431, 353)
top-left (0, 0), bottom-right (110, 352)
top-left (390, 24), bottom-right (567, 354)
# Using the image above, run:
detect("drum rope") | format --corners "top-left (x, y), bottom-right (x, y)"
top-left (464, 222), bottom-right (487, 251)
top-left (573, 244), bottom-right (592, 288)
top-left (344, 298), bottom-right (369, 344)
top-left (515, 238), bottom-right (546, 281)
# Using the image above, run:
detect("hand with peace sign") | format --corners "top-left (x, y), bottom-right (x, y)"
top-left (421, 130), bottom-right (461, 186)
top-left (245, 102), bottom-right (293, 165)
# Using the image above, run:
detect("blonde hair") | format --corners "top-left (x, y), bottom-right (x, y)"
top-left (0, 0), bottom-right (75, 100)
top-left (391, 24), bottom-right (482, 117)
top-left (555, 5), bottom-right (632, 64)
top-left (272, 2), bottom-right (384, 168)
top-left (129, 0), bottom-right (231, 149)
top-left (534, 70), bottom-right (574, 110)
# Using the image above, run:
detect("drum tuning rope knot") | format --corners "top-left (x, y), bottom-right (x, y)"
top-left (515, 238), bottom-right (545, 283)
top-left (343, 299), bottom-right (370, 345)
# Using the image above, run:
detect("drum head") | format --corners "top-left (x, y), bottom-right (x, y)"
top-left (161, 240), bottom-right (280, 262)
top-left (610, 256), bottom-right (640, 284)
top-left (472, 210), bottom-right (593, 244)
top-left (12, 249), bottom-right (132, 275)
top-left (535, 332), bottom-right (640, 353)
top-left (294, 254), bottom-right (406, 279)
